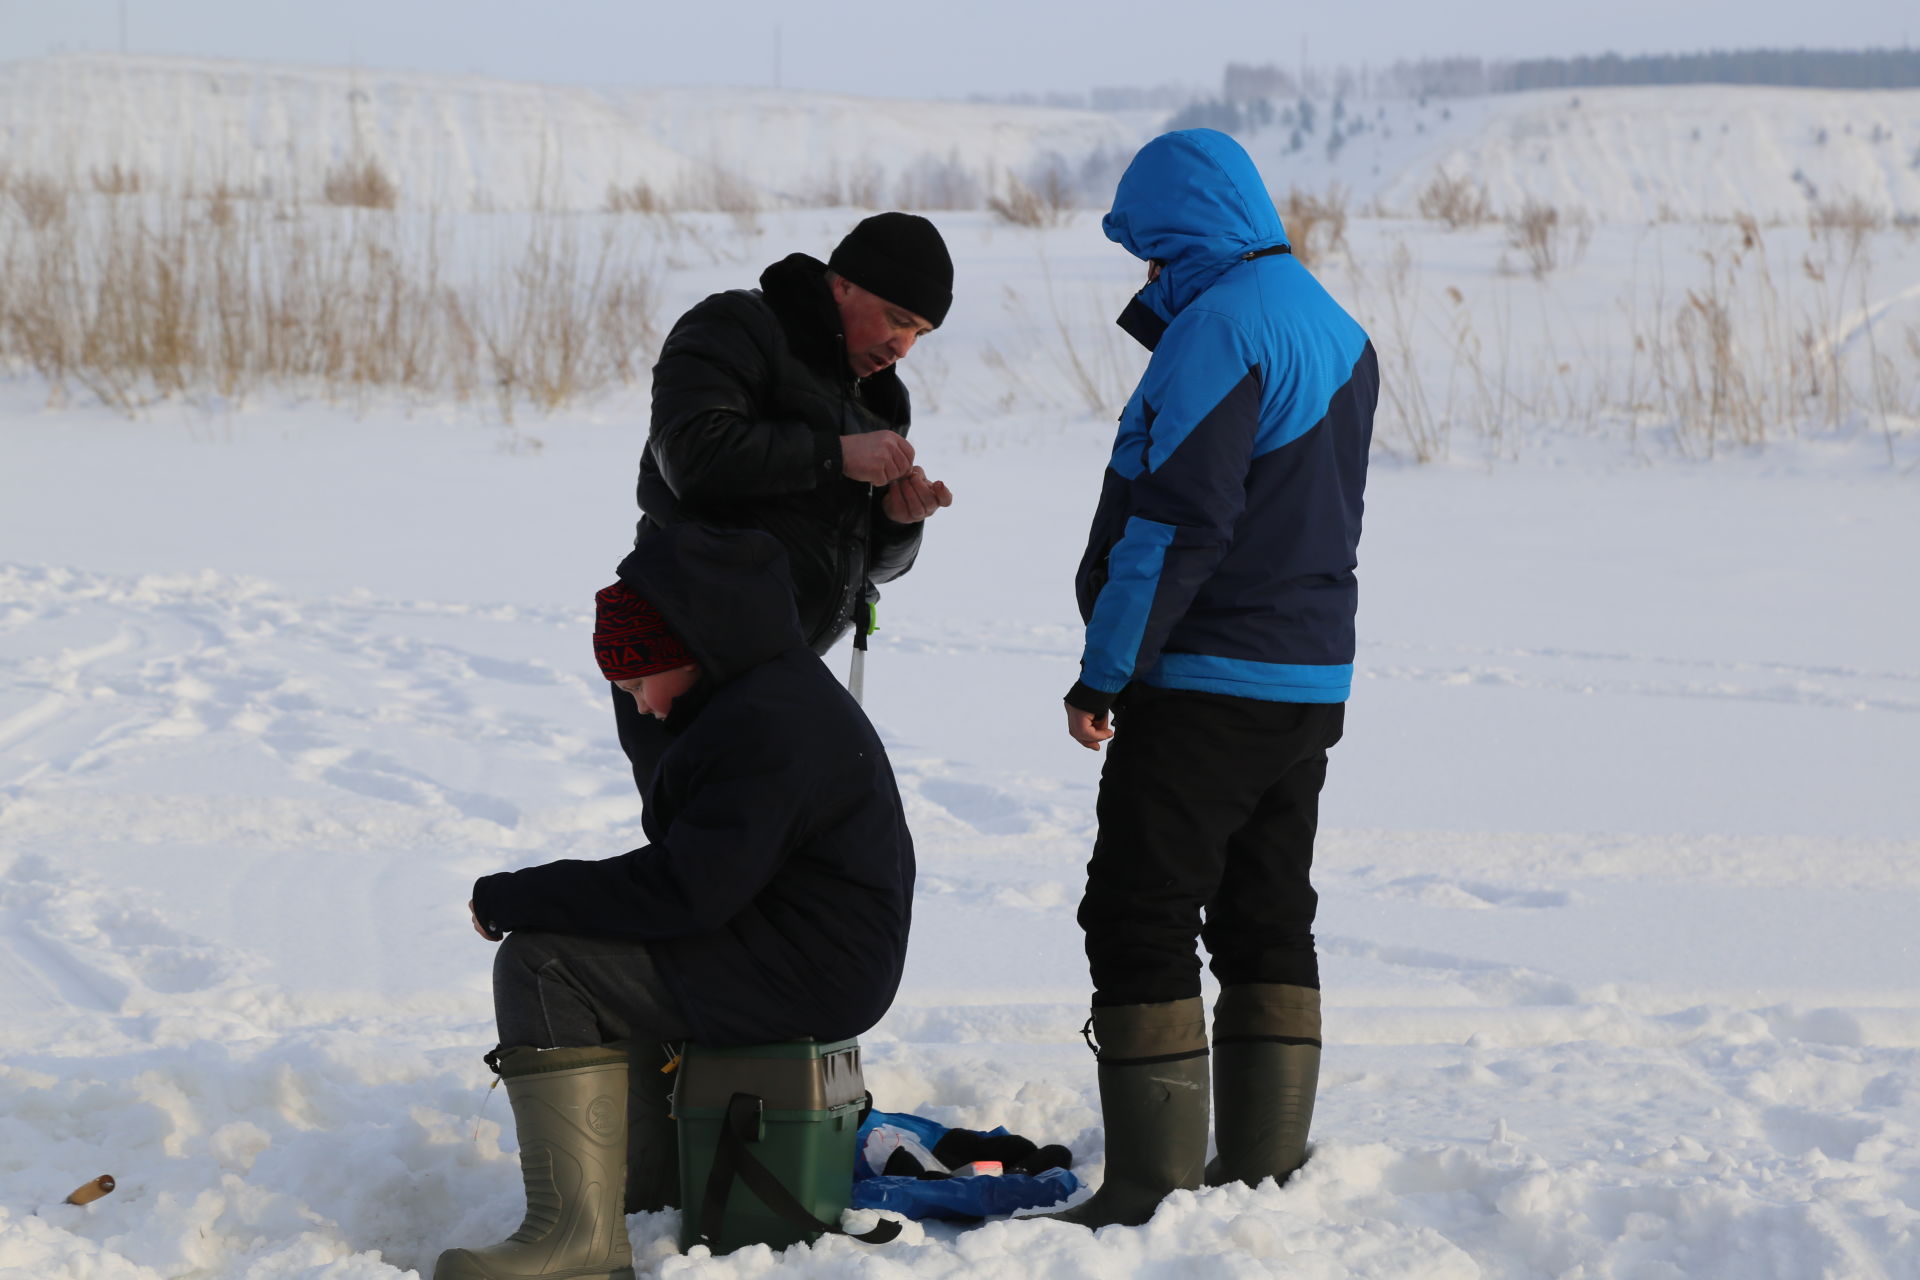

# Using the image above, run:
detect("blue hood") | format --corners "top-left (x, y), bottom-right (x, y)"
top-left (1103, 129), bottom-right (1289, 323)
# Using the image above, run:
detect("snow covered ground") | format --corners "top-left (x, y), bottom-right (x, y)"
top-left (4, 57), bottom-right (1920, 1280)
top-left (6, 356), bottom-right (1918, 1279)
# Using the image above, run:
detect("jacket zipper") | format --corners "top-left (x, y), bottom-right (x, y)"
top-left (826, 350), bottom-right (871, 645)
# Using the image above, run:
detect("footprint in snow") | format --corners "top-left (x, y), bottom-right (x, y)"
top-left (1372, 873), bottom-right (1573, 910)
top-left (916, 778), bottom-right (1034, 836)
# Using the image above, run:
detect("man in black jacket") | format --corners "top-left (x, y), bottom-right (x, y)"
top-left (436, 524), bottom-right (915, 1280)
top-left (612, 212), bottom-right (956, 792)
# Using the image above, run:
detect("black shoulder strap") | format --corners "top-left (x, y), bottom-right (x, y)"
top-left (700, 1092), bottom-right (902, 1250)
top-left (1242, 244), bottom-right (1292, 261)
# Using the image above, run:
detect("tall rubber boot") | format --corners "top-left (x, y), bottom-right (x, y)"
top-left (1205, 983), bottom-right (1320, 1188)
top-left (1045, 998), bottom-right (1209, 1228)
top-left (623, 1041), bottom-right (679, 1215)
top-left (434, 1045), bottom-right (635, 1280)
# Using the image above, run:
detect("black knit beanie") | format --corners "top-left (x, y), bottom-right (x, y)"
top-left (827, 212), bottom-right (954, 328)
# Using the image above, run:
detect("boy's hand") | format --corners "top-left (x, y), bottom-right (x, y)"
top-left (1065, 704), bottom-right (1114, 751)
top-left (470, 900), bottom-right (503, 942)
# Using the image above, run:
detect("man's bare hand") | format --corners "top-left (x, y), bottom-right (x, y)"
top-left (841, 431), bottom-right (915, 485)
top-left (880, 466), bottom-right (953, 523)
top-left (470, 899), bottom-right (503, 942)
top-left (1065, 703), bottom-right (1115, 751)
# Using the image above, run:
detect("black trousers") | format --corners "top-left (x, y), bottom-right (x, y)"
top-left (1079, 686), bottom-right (1344, 1008)
top-left (493, 930), bottom-right (692, 1049)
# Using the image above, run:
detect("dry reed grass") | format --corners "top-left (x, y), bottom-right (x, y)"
top-left (1279, 186), bottom-right (1351, 268)
top-left (1667, 278), bottom-right (1765, 455)
top-left (1809, 196), bottom-right (1884, 256)
top-left (1335, 208), bottom-right (1919, 465)
top-left (971, 250), bottom-right (1143, 421)
top-left (1416, 171), bottom-right (1491, 228)
top-left (801, 161), bottom-right (885, 209)
top-left (1346, 240), bottom-right (1448, 461)
top-left (841, 162), bottom-right (885, 210)
top-left (1623, 227), bottom-right (1801, 457)
top-left (7, 173), bottom-right (69, 230)
top-left (604, 181), bottom-right (664, 215)
top-left (988, 171), bottom-right (1075, 229)
top-left (1044, 283), bottom-right (1135, 416)
top-left (894, 153), bottom-right (983, 211)
top-left (1504, 200), bottom-right (1591, 278)
top-left (322, 157), bottom-right (399, 210)
top-left (679, 164), bottom-right (764, 217)
top-left (0, 179), bottom-right (658, 417)
top-left (90, 164), bottom-right (143, 196)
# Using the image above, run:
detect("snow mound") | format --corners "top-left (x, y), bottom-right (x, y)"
top-left (0, 53), bottom-right (1135, 212)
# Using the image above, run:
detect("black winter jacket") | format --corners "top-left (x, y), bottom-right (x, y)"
top-left (622, 253), bottom-right (922, 653)
top-left (473, 524), bottom-right (915, 1045)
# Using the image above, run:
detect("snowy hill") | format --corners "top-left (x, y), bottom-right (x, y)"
top-left (0, 53), bottom-right (1135, 211)
top-left (1208, 85), bottom-right (1920, 221)
top-left (6, 54), bottom-right (1920, 220)
top-left (1361, 85), bottom-right (1920, 221)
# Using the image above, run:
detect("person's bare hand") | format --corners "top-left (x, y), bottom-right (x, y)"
top-left (880, 466), bottom-right (953, 523)
top-left (841, 431), bottom-right (915, 485)
top-left (1065, 703), bottom-right (1114, 751)
top-left (470, 899), bottom-right (503, 942)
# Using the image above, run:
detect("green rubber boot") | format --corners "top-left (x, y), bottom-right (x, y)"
top-left (1205, 984), bottom-right (1320, 1188)
top-left (1046, 999), bottom-right (1209, 1228)
top-left (434, 1045), bottom-right (635, 1280)
top-left (623, 1041), bottom-right (679, 1215)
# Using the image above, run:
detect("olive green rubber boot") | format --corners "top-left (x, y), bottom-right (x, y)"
top-left (1046, 998), bottom-right (1209, 1228)
top-left (1205, 984), bottom-right (1321, 1188)
top-left (623, 1041), bottom-right (679, 1215)
top-left (434, 1045), bottom-right (635, 1280)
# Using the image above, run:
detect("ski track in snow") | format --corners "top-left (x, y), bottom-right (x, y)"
top-left (3, 558), bottom-right (1918, 1277)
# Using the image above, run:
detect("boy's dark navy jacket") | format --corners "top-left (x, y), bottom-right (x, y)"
top-left (471, 524), bottom-right (915, 1046)
top-left (1068, 129), bottom-right (1378, 717)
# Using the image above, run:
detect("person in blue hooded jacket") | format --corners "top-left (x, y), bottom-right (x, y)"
top-left (1051, 129), bottom-right (1377, 1228)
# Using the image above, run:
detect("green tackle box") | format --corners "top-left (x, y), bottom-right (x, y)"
top-left (673, 1038), bottom-right (866, 1255)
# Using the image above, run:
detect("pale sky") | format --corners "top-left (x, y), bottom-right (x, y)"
top-left (2, 0), bottom-right (1914, 100)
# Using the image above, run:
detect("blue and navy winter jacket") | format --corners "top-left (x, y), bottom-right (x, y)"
top-left (1066, 129), bottom-right (1378, 716)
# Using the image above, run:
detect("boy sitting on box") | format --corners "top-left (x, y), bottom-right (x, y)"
top-left (433, 523), bottom-right (916, 1280)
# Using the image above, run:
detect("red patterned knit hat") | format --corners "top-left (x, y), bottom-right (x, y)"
top-left (593, 582), bottom-right (694, 681)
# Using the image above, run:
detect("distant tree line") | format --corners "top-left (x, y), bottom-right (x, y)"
top-left (973, 46), bottom-right (1919, 129)
top-left (1496, 48), bottom-right (1920, 91)
top-left (1374, 48), bottom-right (1920, 97)
top-left (1166, 96), bottom-right (1277, 134)
top-left (1165, 93), bottom-right (1384, 163)
top-left (1218, 49), bottom-right (1920, 102)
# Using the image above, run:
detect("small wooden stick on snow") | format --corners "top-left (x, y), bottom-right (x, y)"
top-left (65, 1175), bottom-right (115, 1206)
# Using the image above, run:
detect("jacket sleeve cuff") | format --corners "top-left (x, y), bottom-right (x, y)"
top-left (1065, 680), bottom-right (1117, 718)
top-left (471, 873), bottom-right (512, 934)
